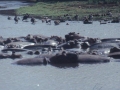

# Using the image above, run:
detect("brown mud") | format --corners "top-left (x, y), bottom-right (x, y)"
top-left (0, 9), bottom-right (16, 16)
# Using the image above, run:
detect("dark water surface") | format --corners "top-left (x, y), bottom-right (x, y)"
top-left (0, 1), bottom-right (120, 90)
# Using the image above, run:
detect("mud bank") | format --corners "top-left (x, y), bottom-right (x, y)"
top-left (0, 9), bottom-right (16, 15)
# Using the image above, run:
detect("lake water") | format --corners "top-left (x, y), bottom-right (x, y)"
top-left (0, 1), bottom-right (120, 90)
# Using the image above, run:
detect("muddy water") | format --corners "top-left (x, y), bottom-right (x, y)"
top-left (0, 1), bottom-right (30, 10)
top-left (0, 1), bottom-right (120, 90)
top-left (0, 15), bottom-right (120, 39)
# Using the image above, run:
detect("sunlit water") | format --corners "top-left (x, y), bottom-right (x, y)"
top-left (0, 1), bottom-right (120, 90)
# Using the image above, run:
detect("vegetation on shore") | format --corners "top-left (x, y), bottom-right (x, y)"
top-left (16, 1), bottom-right (120, 20)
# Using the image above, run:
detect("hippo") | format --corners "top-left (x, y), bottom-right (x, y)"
top-left (3, 37), bottom-right (23, 44)
top-left (111, 19), bottom-right (119, 23)
top-left (43, 40), bottom-right (58, 46)
top-left (50, 52), bottom-right (110, 64)
top-left (15, 51), bottom-right (57, 65)
top-left (0, 51), bottom-right (22, 59)
top-left (89, 42), bottom-right (119, 50)
top-left (108, 51), bottom-right (120, 59)
top-left (25, 34), bottom-right (49, 43)
top-left (5, 41), bottom-right (35, 49)
top-left (24, 44), bottom-right (56, 50)
top-left (2, 48), bottom-right (28, 52)
top-left (65, 32), bottom-right (85, 42)
top-left (0, 53), bottom-right (10, 59)
top-left (77, 54), bottom-right (110, 63)
top-left (15, 49), bottom-right (110, 66)
top-left (101, 38), bottom-right (120, 43)
top-left (50, 36), bottom-right (65, 44)
top-left (15, 57), bottom-right (49, 65)
top-left (107, 47), bottom-right (120, 59)
top-left (57, 40), bottom-right (81, 49)
top-left (9, 51), bottom-right (22, 59)
top-left (88, 42), bottom-right (120, 56)
top-left (109, 47), bottom-right (120, 53)
top-left (23, 40), bottom-right (58, 50)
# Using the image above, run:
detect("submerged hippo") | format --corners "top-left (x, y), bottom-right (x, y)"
top-left (65, 32), bottom-right (84, 41)
top-left (108, 52), bottom-right (120, 59)
top-left (101, 38), bottom-right (120, 43)
top-left (57, 40), bottom-right (81, 49)
top-left (0, 51), bottom-right (22, 59)
top-left (5, 41), bottom-right (35, 49)
top-left (2, 48), bottom-right (28, 52)
top-left (15, 57), bottom-right (48, 65)
top-left (90, 42), bottom-right (119, 50)
top-left (23, 40), bottom-right (58, 50)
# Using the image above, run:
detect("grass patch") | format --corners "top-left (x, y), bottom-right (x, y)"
top-left (16, 1), bottom-right (120, 20)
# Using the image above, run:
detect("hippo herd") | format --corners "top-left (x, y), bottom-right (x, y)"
top-left (0, 32), bottom-right (120, 67)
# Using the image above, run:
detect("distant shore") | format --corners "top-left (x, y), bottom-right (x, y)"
top-left (0, 1), bottom-right (120, 21)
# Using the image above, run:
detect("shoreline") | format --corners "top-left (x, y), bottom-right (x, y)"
top-left (0, 9), bottom-right (115, 21)
top-left (0, 1), bottom-right (120, 21)
top-left (0, 9), bottom-right (16, 16)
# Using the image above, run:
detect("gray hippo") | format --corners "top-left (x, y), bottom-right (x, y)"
top-left (25, 34), bottom-right (49, 43)
top-left (15, 57), bottom-right (49, 65)
top-left (101, 38), bottom-right (120, 43)
top-left (0, 51), bottom-right (22, 59)
top-left (107, 47), bottom-right (120, 59)
top-left (23, 40), bottom-right (58, 50)
top-left (89, 42), bottom-right (119, 51)
top-left (0, 53), bottom-right (10, 59)
top-left (9, 51), bottom-right (22, 59)
top-left (50, 51), bottom-right (110, 64)
top-left (2, 48), bottom-right (28, 52)
top-left (65, 32), bottom-right (84, 41)
top-left (15, 52), bottom-right (56, 65)
top-left (57, 40), bottom-right (81, 49)
top-left (108, 52), bottom-right (120, 59)
top-left (5, 41), bottom-right (35, 49)
top-left (15, 51), bottom-right (110, 66)
top-left (89, 42), bottom-right (120, 55)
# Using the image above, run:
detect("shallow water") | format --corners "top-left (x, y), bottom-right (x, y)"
top-left (0, 1), bottom-right (30, 10)
top-left (0, 15), bottom-right (120, 39)
top-left (0, 1), bottom-right (120, 90)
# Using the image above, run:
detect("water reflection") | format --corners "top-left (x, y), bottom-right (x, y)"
top-left (50, 63), bottom-right (79, 69)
